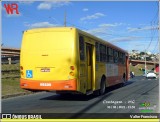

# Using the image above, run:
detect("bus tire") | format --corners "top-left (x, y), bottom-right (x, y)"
top-left (99, 76), bottom-right (106, 95)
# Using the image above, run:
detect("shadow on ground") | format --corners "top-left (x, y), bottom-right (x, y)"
top-left (40, 78), bottom-right (136, 101)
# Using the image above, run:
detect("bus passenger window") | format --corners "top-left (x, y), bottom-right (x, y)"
top-left (95, 42), bottom-right (100, 61)
top-left (100, 44), bottom-right (106, 62)
top-left (106, 46), bottom-right (108, 62)
top-left (114, 50), bottom-right (118, 63)
top-left (108, 47), bottom-right (113, 62)
top-left (122, 53), bottom-right (125, 64)
top-left (119, 52), bottom-right (122, 63)
top-left (79, 36), bottom-right (85, 60)
top-left (119, 52), bottom-right (125, 64)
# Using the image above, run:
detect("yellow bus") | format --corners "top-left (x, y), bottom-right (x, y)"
top-left (20, 27), bottom-right (129, 95)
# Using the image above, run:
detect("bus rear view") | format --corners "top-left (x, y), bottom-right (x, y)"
top-left (20, 27), bottom-right (78, 92)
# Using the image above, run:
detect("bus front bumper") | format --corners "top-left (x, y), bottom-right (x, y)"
top-left (20, 78), bottom-right (77, 91)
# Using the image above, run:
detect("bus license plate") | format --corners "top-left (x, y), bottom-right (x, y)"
top-left (41, 68), bottom-right (50, 72)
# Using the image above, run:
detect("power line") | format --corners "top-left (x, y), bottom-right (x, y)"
top-left (146, 27), bottom-right (158, 51)
top-left (152, 39), bottom-right (159, 54)
top-left (145, 2), bottom-right (159, 51)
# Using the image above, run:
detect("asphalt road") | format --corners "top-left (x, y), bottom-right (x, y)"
top-left (2, 76), bottom-right (159, 118)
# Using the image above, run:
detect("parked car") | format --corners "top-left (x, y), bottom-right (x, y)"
top-left (146, 72), bottom-right (157, 79)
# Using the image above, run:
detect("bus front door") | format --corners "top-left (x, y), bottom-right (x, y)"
top-left (86, 44), bottom-right (92, 90)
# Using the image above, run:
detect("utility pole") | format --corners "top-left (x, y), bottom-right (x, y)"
top-left (158, 0), bottom-right (160, 114)
top-left (144, 49), bottom-right (147, 76)
top-left (64, 10), bottom-right (66, 27)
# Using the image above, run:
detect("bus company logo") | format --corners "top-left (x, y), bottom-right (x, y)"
top-left (4, 3), bottom-right (19, 15)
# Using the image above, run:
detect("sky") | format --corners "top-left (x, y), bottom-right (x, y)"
top-left (2, 1), bottom-right (159, 53)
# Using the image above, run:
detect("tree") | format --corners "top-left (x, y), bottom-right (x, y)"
top-left (139, 52), bottom-right (145, 55)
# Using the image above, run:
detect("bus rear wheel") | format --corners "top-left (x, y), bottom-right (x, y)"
top-left (99, 77), bottom-right (106, 95)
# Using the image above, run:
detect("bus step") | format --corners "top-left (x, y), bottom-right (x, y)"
top-left (86, 90), bottom-right (93, 95)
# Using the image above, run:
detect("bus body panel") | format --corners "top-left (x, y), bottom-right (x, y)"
top-left (20, 28), bottom-right (79, 91)
top-left (20, 27), bottom-right (129, 94)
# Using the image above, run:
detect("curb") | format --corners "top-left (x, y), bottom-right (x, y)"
top-left (2, 91), bottom-right (34, 99)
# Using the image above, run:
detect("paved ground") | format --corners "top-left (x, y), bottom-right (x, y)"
top-left (2, 76), bottom-right (159, 118)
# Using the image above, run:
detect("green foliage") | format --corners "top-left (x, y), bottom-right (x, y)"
top-left (2, 64), bottom-right (20, 71)
top-left (139, 52), bottom-right (145, 55)
top-left (130, 65), bottom-right (143, 76)
top-left (130, 64), bottom-right (155, 76)
top-left (2, 78), bottom-right (30, 96)
top-left (1, 64), bottom-right (30, 97)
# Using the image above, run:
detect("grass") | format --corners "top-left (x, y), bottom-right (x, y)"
top-left (2, 63), bottom-right (20, 71)
top-left (129, 64), bottom-right (155, 76)
top-left (130, 65), bottom-right (143, 76)
top-left (2, 78), bottom-right (31, 96)
top-left (2, 69), bottom-right (20, 79)
top-left (2, 64), bottom-right (31, 97)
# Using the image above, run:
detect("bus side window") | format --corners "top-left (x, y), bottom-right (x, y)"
top-left (106, 46), bottom-right (108, 62)
top-left (122, 53), bottom-right (125, 64)
top-left (108, 47), bottom-right (113, 62)
top-left (119, 52), bottom-right (122, 63)
top-left (79, 36), bottom-right (85, 60)
top-left (95, 42), bottom-right (100, 61)
top-left (100, 44), bottom-right (106, 62)
top-left (114, 50), bottom-right (118, 63)
top-left (107, 47), bottom-right (109, 62)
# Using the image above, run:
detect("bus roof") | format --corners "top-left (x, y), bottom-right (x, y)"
top-left (76, 28), bottom-right (128, 54)
top-left (23, 27), bottom-right (75, 34)
top-left (23, 27), bottom-right (128, 55)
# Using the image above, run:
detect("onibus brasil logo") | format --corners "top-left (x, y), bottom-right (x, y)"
top-left (139, 101), bottom-right (156, 113)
